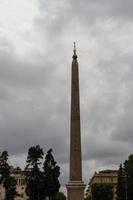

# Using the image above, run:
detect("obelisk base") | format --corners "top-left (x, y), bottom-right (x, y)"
top-left (66, 181), bottom-right (86, 200)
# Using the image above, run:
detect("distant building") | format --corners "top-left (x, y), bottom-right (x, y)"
top-left (85, 170), bottom-right (118, 200)
top-left (0, 167), bottom-right (27, 200)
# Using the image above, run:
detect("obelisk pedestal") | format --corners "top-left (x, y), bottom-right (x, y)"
top-left (66, 44), bottom-right (85, 200)
top-left (66, 181), bottom-right (85, 200)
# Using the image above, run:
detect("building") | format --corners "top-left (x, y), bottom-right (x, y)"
top-left (0, 167), bottom-right (27, 200)
top-left (85, 170), bottom-right (118, 200)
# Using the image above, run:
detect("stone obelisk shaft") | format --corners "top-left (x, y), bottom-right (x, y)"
top-left (66, 45), bottom-right (85, 200)
top-left (70, 50), bottom-right (82, 181)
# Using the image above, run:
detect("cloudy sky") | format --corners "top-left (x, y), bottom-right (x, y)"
top-left (0, 0), bottom-right (133, 192)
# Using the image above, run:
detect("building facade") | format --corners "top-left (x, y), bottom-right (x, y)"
top-left (0, 167), bottom-right (27, 200)
top-left (85, 170), bottom-right (118, 200)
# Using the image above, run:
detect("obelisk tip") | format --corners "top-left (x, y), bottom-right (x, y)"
top-left (73, 42), bottom-right (77, 59)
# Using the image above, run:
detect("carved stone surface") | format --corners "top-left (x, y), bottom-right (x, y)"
top-left (66, 48), bottom-right (85, 200)
top-left (66, 181), bottom-right (85, 200)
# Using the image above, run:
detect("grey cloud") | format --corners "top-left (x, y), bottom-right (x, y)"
top-left (0, 40), bottom-right (69, 163)
top-left (0, 52), bottom-right (53, 89)
top-left (36, 0), bottom-right (133, 39)
top-left (69, 0), bottom-right (133, 21)
top-left (0, 0), bottom-right (133, 188)
top-left (80, 50), bottom-right (133, 168)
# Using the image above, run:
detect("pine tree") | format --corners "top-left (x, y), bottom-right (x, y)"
top-left (25, 145), bottom-right (44, 200)
top-left (56, 192), bottom-right (66, 200)
top-left (84, 196), bottom-right (92, 200)
top-left (0, 151), bottom-right (17, 200)
top-left (116, 164), bottom-right (126, 200)
top-left (124, 154), bottom-right (133, 200)
top-left (91, 183), bottom-right (113, 200)
top-left (43, 148), bottom-right (60, 200)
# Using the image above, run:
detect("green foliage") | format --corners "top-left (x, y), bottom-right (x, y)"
top-left (25, 146), bottom-right (61, 200)
top-left (84, 195), bottom-right (92, 200)
top-left (43, 148), bottom-right (60, 200)
top-left (56, 192), bottom-right (66, 200)
top-left (91, 183), bottom-right (113, 200)
top-left (25, 145), bottom-right (44, 200)
top-left (124, 154), bottom-right (133, 200)
top-left (26, 145), bottom-right (44, 167)
top-left (116, 164), bottom-right (125, 200)
top-left (0, 151), bottom-right (17, 200)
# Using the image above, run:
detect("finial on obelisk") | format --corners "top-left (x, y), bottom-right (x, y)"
top-left (74, 41), bottom-right (76, 53)
top-left (73, 42), bottom-right (77, 59)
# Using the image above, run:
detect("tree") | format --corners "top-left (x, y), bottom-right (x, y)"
top-left (91, 183), bottom-right (113, 200)
top-left (124, 154), bottom-right (133, 200)
top-left (56, 192), bottom-right (66, 200)
top-left (43, 148), bottom-right (60, 200)
top-left (84, 195), bottom-right (92, 200)
top-left (25, 145), bottom-right (44, 200)
top-left (116, 164), bottom-right (126, 200)
top-left (0, 151), bottom-right (17, 200)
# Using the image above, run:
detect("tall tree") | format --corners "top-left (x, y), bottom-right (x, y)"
top-left (84, 195), bottom-right (92, 200)
top-left (25, 145), bottom-right (44, 200)
top-left (43, 148), bottom-right (60, 200)
top-left (116, 164), bottom-right (126, 200)
top-left (124, 154), bottom-right (133, 200)
top-left (56, 192), bottom-right (66, 200)
top-left (91, 183), bottom-right (113, 200)
top-left (0, 151), bottom-right (17, 200)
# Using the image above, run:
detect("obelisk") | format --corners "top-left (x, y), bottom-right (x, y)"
top-left (66, 43), bottom-right (85, 200)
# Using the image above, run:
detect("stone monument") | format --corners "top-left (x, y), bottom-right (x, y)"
top-left (66, 43), bottom-right (85, 200)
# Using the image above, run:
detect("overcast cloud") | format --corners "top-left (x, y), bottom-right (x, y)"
top-left (0, 0), bottom-right (133, 192)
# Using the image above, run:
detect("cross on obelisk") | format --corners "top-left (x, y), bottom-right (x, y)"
top-left (66, 43), bottom-right (85, 200)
